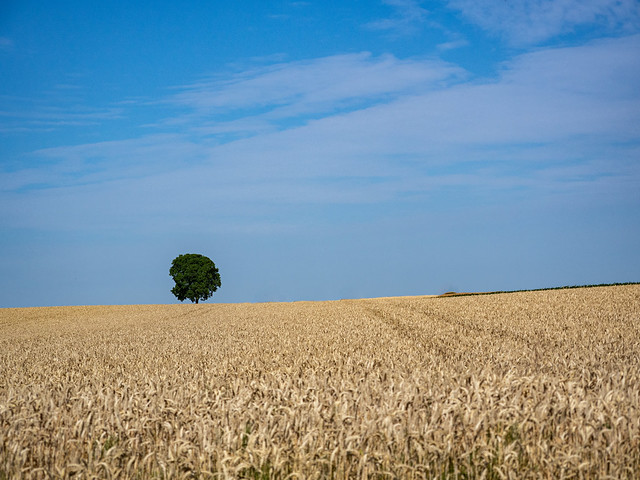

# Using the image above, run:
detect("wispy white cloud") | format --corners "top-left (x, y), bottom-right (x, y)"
top-left (366, 0), bottom-right (429, 33)
top-left (166, 53), bottom-right (464, 135)
top-left (447, 0), bottom-right (640, 45)
top-left (3, 36), bottom-right (639, 235)
top-left (500, 35), bottom-right (640, 103)
top-left (0, 81), bottom-right (134, 136)
top-left (436, 38), bottom-right (469, 51)
top-left (1, 133), bottom-right (209, 198)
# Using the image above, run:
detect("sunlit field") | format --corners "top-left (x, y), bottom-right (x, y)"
top-left (1, 285), bottom-right (639, 479)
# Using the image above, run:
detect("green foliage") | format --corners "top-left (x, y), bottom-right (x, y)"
top-left (438, 282), bottom-right (640, 299)
top-left (169, 254), bottom-right (221, 304)
top-left (102, 435), bottom-right (119, 453)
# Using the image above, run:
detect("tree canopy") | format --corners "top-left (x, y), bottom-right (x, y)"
top-left (169, 254), bottom-right (221, 304)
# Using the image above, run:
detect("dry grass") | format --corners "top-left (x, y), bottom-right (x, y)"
top-left (1, 285), bottom-right (639, 479)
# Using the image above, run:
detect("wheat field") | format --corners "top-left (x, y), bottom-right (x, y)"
top-left (1, 285), bottom-right (639, 479)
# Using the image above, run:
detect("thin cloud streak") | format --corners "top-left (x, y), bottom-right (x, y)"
top-left (167, 53), bottom-right (465, 125)
top-left (0, 102), bottom-right (123, 133)
top-left (0, 135), bottom-right (202, 193)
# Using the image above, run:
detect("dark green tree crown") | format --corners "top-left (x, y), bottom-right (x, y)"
top-left (169, 254), bottom-right (221, 304)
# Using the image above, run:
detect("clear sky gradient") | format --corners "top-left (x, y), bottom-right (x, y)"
top-left (1, 0), bottom-right (639, 307)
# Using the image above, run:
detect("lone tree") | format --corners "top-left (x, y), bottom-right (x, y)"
top-left (169, 254), bottom-right (221, 304)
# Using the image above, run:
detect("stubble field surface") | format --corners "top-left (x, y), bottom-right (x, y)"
top-left (1, 285), bottom-right (639, 479)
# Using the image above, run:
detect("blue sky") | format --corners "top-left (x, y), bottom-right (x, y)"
top-left (1, 0), bottom-right (639, 307)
